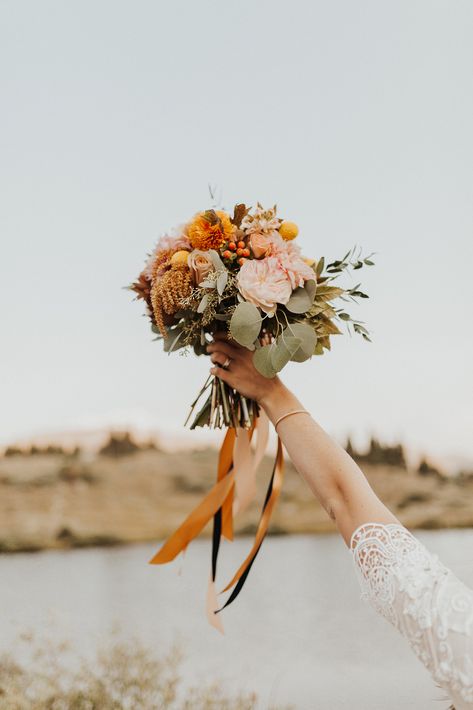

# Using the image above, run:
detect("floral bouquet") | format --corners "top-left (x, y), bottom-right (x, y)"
top-left (131, 202), bottom-right (374, 632)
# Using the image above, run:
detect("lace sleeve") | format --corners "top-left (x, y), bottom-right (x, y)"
top-left (350, 523), bottom-right (473, 709)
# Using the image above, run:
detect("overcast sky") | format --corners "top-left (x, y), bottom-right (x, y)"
top-left (1, 0), bottom-right (472, 465)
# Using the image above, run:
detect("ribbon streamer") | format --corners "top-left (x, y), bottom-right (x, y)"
top-left (149, 413), bottom-right (283, 633)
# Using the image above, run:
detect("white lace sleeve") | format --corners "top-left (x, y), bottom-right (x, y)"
top-left (350, 522), bottom-right (473, 709)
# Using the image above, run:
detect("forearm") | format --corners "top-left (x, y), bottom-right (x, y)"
top-left (260, 381), bottom-right (399, 545)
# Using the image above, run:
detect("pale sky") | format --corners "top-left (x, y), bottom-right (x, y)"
top-left (1, 1), bottom-right (472, 466)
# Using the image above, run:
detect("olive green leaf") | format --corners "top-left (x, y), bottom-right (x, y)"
top-left (283, 323), bottom-right (317, 362)
top-left (315, 317), bottom-right (342, 336)
top-left (271, 335), bottom-right (303, 371)
top-left (163, 326), bottom-right (184, 353)
top-left (314, 285), bottom-right (345, 301)
top-left (286, 279), bottom-right (317, 314)
top-left (229, 301), bottom-right (262, 348)
top-left (253, 344), bottom-right (278, 378)
top-left (305, 279), bottom-right (317, 300)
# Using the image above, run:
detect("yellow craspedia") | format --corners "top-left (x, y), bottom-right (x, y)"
top-left (170, 250), bottom-right (190, 266)
top-left (279, 221), bottom-right (299, 241)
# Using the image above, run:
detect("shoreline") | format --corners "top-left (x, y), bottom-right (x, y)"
top-left (1, 448), bottom-right (472, 555)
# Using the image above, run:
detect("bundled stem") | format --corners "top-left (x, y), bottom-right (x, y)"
top-left (187, 376), bottom-right (259, 430)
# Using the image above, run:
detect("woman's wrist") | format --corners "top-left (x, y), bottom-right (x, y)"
top-left (258, 379), bottom-right (303, 424)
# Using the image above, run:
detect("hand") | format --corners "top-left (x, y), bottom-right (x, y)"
top-left (206, 333), bottom-right (283, 406)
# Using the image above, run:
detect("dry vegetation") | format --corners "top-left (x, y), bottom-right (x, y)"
top-left (0, 633), bottom-right (290, 710)
top-left (0, 434), bottom-right (472, 553)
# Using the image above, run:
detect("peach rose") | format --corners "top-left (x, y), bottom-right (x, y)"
top-left (278, 247), bottom-right (315, 289)
top-left (237, 256), bottom-right (292, 316)
top-left (143, 228), bottom-right (191, 279)
top-left (250, 231), bottom-right (277, 258)
top-left (156, 231), bottom-right (190, 252)
top-left (188, 249), bottom-right (214, 285)
top-left (268, 238), bottom-right (315, 289)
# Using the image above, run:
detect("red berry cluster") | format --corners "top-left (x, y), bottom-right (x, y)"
top-left (222, 238), bottom-right (250, 266)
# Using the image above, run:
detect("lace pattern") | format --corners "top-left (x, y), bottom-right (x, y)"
top-left (351, 523), bottom-right (473, 709)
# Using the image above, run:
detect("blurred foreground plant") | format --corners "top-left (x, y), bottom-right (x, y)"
top-left (0, 632), bottom-right (292, 710)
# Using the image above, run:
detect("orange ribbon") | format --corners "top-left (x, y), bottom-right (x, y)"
top-left (149, 416), bottom-right (284, 633)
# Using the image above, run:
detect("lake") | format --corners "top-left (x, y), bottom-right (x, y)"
top-left (1, 529), bottom-right (472, 709)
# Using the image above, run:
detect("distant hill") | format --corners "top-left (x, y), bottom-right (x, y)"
top-left (0, 440), bottom-right (472, 553)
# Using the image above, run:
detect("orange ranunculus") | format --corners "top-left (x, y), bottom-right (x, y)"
top-left (187, 210), bottom-right (234, 251)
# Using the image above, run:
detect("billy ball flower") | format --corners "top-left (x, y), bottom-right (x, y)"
top-left (170, 250), bottom-right (190, 266)
top-left (279, 221), bottom-right (299, 241)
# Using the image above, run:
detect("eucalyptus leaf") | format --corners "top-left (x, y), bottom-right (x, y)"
top-left (286, 287), bottom-right (313, 314)
top-left (163, 327), bottom-right (184, 353)
top-left (316, 256), bottom-right (325, 277)
top-left (305, 279), bottom-right (317, 301)
top-left (283, 323), bottom-right (317, 362)
top-left (229, 302), bottom-right (262, 348)
top-left (253, 344), bottom-right (278, 378)
top-left (271, 335), bottom-right (302, 371)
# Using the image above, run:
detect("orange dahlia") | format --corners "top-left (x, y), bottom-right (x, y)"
top-left (187, 210), bottom-right (234, 251)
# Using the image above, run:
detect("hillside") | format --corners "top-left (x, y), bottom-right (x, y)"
top-left (0, 445), bottom-right (472, 553)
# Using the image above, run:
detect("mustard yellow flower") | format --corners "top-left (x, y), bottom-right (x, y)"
top-left (170, 250), bottom-right (190, 266)
top-left (279, 221), bottom-right (299, 241)
top-left (187, 210), bottom-right (234, 251)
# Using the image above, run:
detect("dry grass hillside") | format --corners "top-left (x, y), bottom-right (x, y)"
top-left (0, 438), bottom-right (472, 553)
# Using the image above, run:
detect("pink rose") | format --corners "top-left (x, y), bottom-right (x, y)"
top-left (143, 229), bottom-right (191, 279)
top-left (250, 231), bottom-right (277, 258)
top-left (269, 238), bottom-right (315, 289)
top-left (188, 250), bottom-right (214, 285)
top-left (237, 256), bottom-right (292, 316)
top-left (278, 247), bottom-right (315, 289)
top-left (156, 227), bottom-right (191, 253)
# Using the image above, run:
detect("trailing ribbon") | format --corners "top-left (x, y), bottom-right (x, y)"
top-left (149, 411), bottom-right (283, 633)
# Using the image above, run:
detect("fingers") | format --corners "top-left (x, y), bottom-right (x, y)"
top-left (210, 365), bottom-right (232, 384)
top-left (210, 352), bottom-right (231, 368)
top-left (212, 331), bottom-right (247, 353)
top-left (206, 340), bottom-right (240, 359)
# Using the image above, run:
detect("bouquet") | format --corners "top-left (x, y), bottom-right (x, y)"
top-left (131, 202), bottom-right (374, 632)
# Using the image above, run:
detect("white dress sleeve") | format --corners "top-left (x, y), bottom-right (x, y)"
top-left (350, 522), bottom-right (473, 709)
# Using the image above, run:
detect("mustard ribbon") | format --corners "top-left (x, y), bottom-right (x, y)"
top-left (149, 415), bottom-right (284, 633)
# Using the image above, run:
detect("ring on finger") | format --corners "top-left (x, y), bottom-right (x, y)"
top-left (222, 357), bottom-right (231, 370)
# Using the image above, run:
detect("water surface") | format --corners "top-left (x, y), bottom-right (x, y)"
top-left (1, 529), bottom-right (472, 709)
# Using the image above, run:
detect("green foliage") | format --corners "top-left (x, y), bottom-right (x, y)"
top-left (285, 279), bottom-right (316, 314)
top-left (282, 323), bottom-right (317, 362)
top-left (229, 302), bottom-right (262, 348)
top-left (253, 344), bottom-right (278, 378)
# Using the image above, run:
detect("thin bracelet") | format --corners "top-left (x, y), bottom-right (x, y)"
top-left (274, 409), bottom-right (310, 432)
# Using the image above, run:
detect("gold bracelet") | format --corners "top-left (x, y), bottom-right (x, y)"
top-left (274, 409), bottom-right (310, 432)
